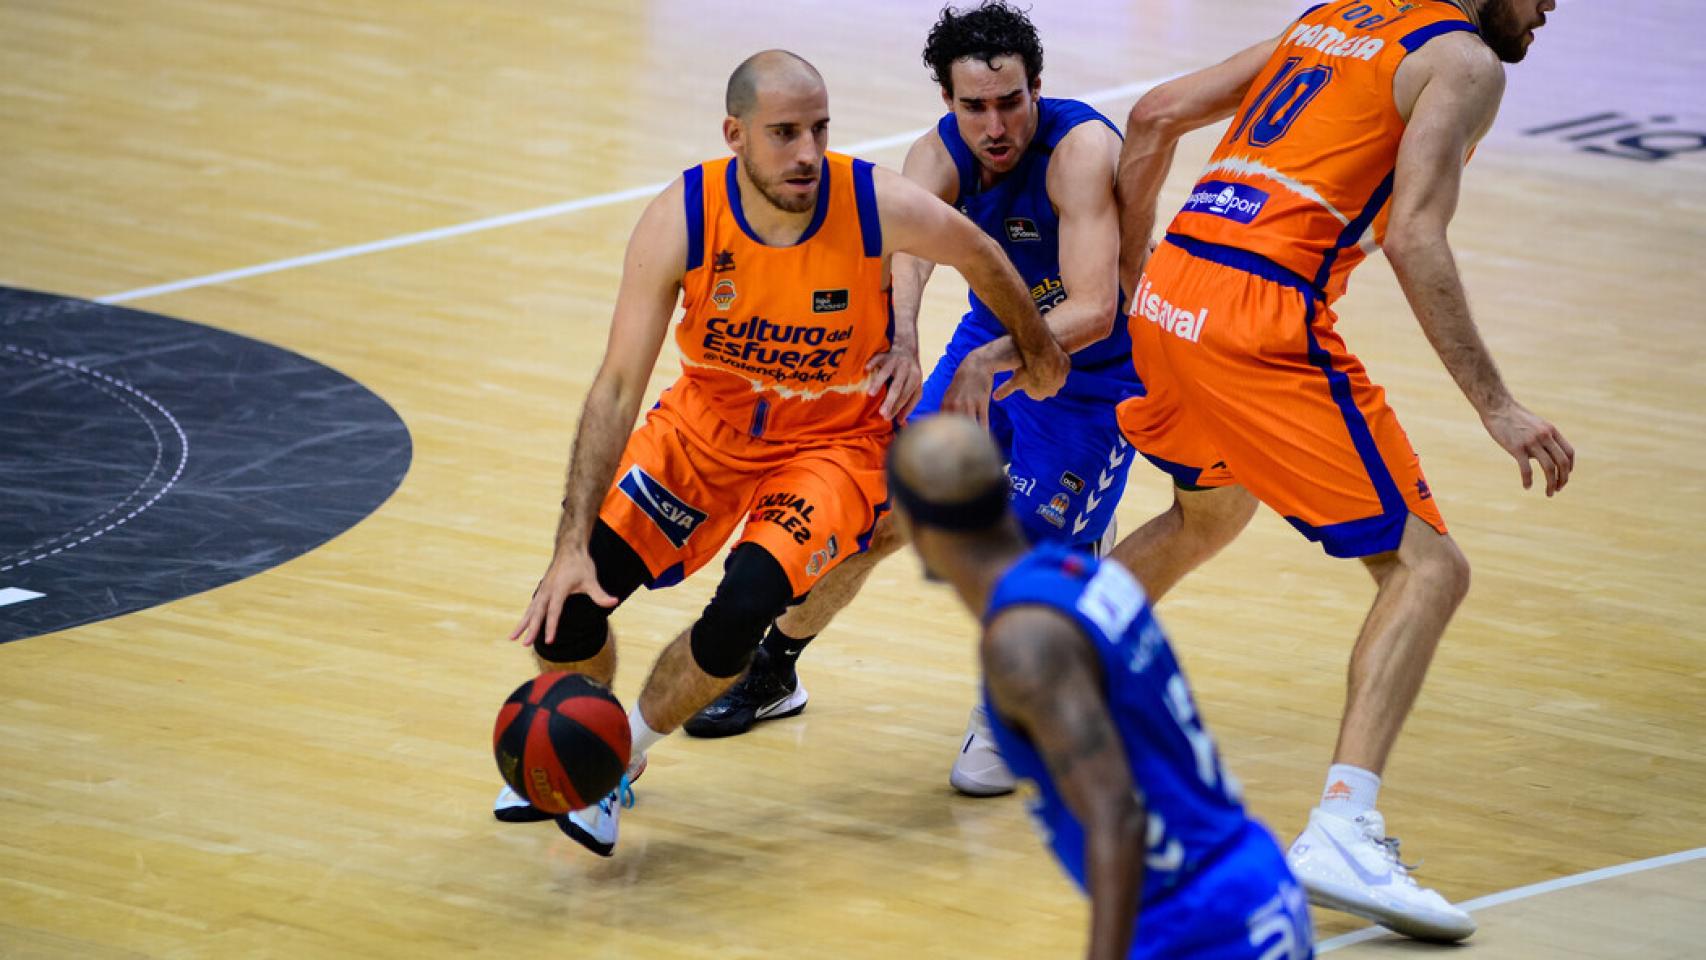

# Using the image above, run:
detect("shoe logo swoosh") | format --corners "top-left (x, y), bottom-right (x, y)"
top-left (1321, 828), bottom-right (1395, 888)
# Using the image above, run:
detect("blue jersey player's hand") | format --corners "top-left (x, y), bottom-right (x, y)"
top-left (941, 347), bottom-right (999, 428)
top-left (865, 347), bottom-right (923, 421)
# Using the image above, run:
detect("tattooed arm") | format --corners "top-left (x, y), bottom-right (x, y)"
top-left (983, 606), bottom-right (1147, 960)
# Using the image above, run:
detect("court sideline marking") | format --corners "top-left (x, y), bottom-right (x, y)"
top-left (1318, 845), bottom-right (1706, 952)
top-left (94, 75), bottom-right (1179, 306)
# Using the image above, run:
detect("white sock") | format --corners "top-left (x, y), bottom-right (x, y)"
top-left (1320, 763), bottom-right (1381, 818)
top-left (628, 707), bottom-right (666, 773)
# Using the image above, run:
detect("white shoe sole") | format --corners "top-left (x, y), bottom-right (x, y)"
top-left (754, 683), bottom-right (809, 721)
top-left (1299, 876), bottom-right (1475, 943)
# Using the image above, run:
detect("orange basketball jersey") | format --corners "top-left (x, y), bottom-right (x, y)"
top-left (672, 151), bottom-right (893, 444)
top-left (1166, 1), bottom-right (1477, 302)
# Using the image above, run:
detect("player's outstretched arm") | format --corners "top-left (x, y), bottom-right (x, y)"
top-left (1386, 36), bottom-right (1574, 496)
top-left (875, 164), bottom-right (1068, 420)
top-left (867, 133), bottom-right (955, 419)
top-left (509, 179), bottom-right (686, 647)
top-left (1117, 35), bottom-right (1278, 293)
top-left (985, 607), bottom-right (1146, 960)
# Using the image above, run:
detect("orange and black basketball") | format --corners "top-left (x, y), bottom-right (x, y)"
top-left (492, 673), bottom-right (631, 816)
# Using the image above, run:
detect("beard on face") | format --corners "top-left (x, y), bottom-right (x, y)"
top-left (1480, 0), bottom-right (1534, 63)
top-left (743, 154), bottom-right (819, 214)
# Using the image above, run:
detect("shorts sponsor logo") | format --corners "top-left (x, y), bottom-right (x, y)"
top-left (1059, 471), bottom-right (1085, 495)
top-left (812, 289), bottom-right (849, 314)
top-left (1182, 180), bottom-right (1270, 225)
top-left (1009, 473), bottom-right (1037, 498)
top-left (1132, 276), bottom-right (1209, 343)
top-left (618, 465), bottom-right (708, 547)
top-left (805, 533), bottom-right (840, 577)
top-left (1037, 492), bottom-right (1071, 529)
top-left (712, 279), bottom-right (737, 311)
top-left (1005, 217), bottom-right (1042, 243)
top-left (701, 315), bottom-right (857, 385)
top-left (751, 491), bottom-right (817, 545)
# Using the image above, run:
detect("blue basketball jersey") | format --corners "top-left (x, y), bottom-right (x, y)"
top-left (937, 98), bottom-right (1139, 401)
top-left (982, 545), bottom-right (1313, 959)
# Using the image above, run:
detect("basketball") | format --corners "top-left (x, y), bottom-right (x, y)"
top-left (492, 673), bottom-right (631, 816)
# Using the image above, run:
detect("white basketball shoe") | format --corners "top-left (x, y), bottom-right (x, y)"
top-left (1285, 808), bottom-right (1476, 942)
top-left (558, 756), bottom-right (645, 857)
top-left (949, 704), bottom-right (1017, 797)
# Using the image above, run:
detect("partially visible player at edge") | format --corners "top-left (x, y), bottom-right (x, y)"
top-left (1109, 0), bottom-right (1570, 942)
top-left (688, 4), bottom-right (1142, 799)
top-left (890, 415), bottom-right (1313, 960)
top-left (496, 50), bottom-right (1068, 856)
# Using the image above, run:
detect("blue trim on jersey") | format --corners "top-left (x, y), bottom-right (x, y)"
top-left (683, 166), bottom-right (706, 272)
top-left (1141, 450), bottom-right (1207, 488)
top-left (1164, 232), bottom-right (1322, 300)
top-left (1312, 170), bottom-right (1396, 294)
top-left (726, 157), bottom-right (832, 247)
top-left (851, 158), bottom-right (883, 258)
top-left (1401, 19), bottom-right (1479, 53)
top-left (1301, 297), bottom-right (1408, 558)
top-left (936, 112), bottom-right (980, 203)
top-left (1300, 2), bottom-right (1328, 16)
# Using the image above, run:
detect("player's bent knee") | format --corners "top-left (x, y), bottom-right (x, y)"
top-left (863, 512), bottom-right (908, 557)
top-left (690, 544), bottom-right (795, 678)
top-left (534, 595), bottom-right (614, 665)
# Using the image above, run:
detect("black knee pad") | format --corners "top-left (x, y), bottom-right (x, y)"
top-left (689, 544), bottom-right (795, 678)
top-left (535, 594), bottom-right (613, 664)
top-left (533, 520), bottom-right (651, 664)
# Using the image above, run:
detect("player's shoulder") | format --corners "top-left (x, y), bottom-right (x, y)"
top-left (1402, 24), bottom-right (1504, 85)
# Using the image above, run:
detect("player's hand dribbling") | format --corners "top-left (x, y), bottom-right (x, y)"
top-left (1481, 399), bottom-right (1575, 496)
top-left (866, 347), bottom-right (923, 420)
top-left (508, 549), bottom-right (617, 648)
top-left (998, 336), bottom-right (1069, 403)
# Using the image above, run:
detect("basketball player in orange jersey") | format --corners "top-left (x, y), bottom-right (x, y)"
top-left (496, 50), bottom-right (1068, 858)
top-left (1109, 0), bottom-right (1572, 942)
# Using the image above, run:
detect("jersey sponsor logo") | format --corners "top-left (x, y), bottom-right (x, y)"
top-left (1030, 276), bottom-right (1068, 314)
top-left (1183, 180), bottom-right (1270, 224)
top-left (1132, 276), bottom-right (1209, 343)
top-left (1059, 471), bottom-right (1084, 495)
top-left (712, 278), bottom-right (737, 311)
top-left (712, 249), bottom-right (737, 273)
top-left (618, 465), bottom-right (708, 547)
top-left (750, 490), bottom-right (817, 545)
top-left (1005, 217), bottom-right (1042, 242)
top-left (1009, 473), bottom-right (1038, 498)
top-left (1037, 492), bottom-right (1070, 528)
top-left (812, 289), bottom-right (849, 314)
top-left (1077, 561), bottom-right (1145, 639)
top-left (1284, 21), bottom-right (1386, 60)
top-left (701, 315), bottom-right (856, 385)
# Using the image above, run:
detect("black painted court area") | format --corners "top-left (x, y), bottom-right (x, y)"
top-left (0, 287), bottom-right (411, 643)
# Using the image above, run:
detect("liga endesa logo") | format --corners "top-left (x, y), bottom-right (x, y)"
top-left (700, 315), bottom-right (856, 383)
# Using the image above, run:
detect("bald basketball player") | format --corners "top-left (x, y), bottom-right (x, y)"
top-left (890, 415), bottom-right (1312, 960)
top-left (497, 50), bottom-right (1068, 857)
top-left (1108, 0), bottom-right (1570, 941)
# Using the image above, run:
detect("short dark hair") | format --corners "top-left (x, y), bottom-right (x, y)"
top-left (922, 2), bottom-right (1044, 96)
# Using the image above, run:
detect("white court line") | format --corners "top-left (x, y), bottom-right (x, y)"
top-left (95, 76), bottom-right (1177, 305)
top-left (1318, 846), bottom-right (1706, 952)
top-left (0, 587), bottom-right (47, 607)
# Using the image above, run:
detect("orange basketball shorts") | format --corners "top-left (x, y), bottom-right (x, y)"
top-left (1116, 236), bottom-right (1445, 558)
top-left (597, 396), bottom-right (889, 597)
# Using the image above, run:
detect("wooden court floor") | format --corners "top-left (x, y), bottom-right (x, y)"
top-left (3, 1), bottom-right (1704, 956)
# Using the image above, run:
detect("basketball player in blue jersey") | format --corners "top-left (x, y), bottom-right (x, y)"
top-left (887, 414), bottom-right (1312, 960)
top-left (689, 3), bottom-right (1143, 797)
